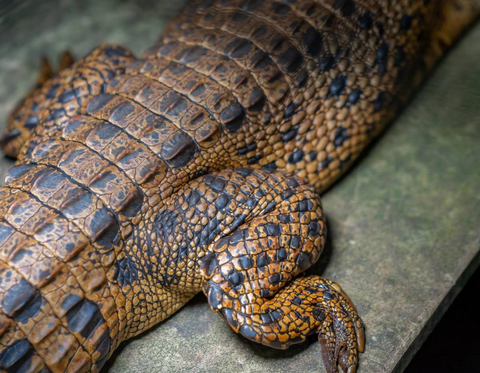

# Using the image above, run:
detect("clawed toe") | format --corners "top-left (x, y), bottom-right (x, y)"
top-left (316, 279), bottom-right (364, 373)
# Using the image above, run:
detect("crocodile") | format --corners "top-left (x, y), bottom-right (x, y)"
top-left (0, 1), bottom-right (478, 372)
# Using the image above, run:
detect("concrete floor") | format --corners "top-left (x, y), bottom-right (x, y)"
top-left (0, 1), bottom-right (479, 372)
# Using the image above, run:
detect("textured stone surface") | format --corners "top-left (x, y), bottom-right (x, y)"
top-left (0, 2), bottom-right (479, 372)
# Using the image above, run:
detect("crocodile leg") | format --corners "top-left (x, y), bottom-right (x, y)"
top-left (190, 168), bottom-right (363, 372)
top-left (146, 166), bottom-right (363, 371)
top-left (0, 45), bottom-right (135, 159)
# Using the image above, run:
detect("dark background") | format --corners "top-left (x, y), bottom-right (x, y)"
top-left (405, 267), bottom-right (480, 372)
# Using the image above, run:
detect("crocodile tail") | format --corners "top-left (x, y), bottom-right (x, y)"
top-left (0, 159), bottom-right (131, 372)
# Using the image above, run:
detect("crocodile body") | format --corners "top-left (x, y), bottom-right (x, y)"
top-left (0, 1), bottom-right (478, 372)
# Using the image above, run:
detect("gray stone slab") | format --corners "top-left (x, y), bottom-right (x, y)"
top-left (0, 2), bottom-right (479, 373)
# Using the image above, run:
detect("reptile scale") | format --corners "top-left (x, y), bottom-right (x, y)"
top-left (0, 0), bottom-right (478, 372)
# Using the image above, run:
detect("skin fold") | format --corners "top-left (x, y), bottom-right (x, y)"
top-left (0, 1), bottom-right (478, 372)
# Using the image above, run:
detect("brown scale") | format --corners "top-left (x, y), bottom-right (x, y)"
top-left (0, 1), bottom-right (479, 373)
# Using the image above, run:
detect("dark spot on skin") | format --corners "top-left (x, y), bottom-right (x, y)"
top-left (14, 294), bottom-right (43, 324)
top-left (110, 101), bottom-right (135, 124)
top-left (247, 87), bottom-right (266, 112)
top-left (321, 55), bottom-right (336, 72)
top-left (228, 272), bottom-right (244, 287)
top-left (59, 148), bottom-right (85, 167)
top-left (261, 313), bottom-right (274, 324)
top-left (240, 324), bottom-right (257, 341)
top-left (90, 208), bottom-right (119, 249)
top-left (252, 26), bottom-right (268, 39)
top-left (305, 3), bottom-right (315, 15)
top-left (313, 308), bottom-right (326, 321)
top-left (238, 142), bottom-right (257, 156)
top-left (210, 177), bottom-right (226, 192)
top-left (103, 46), bottom-right (130, 58)
top-left (95, 333), bottom-right (112, 370)
top-left (308, 221), bottom-right (321, 237)
top-left (280, 189), bottom-right (295, 200)
top-left (277, 248), bottom-right (288, 261)
top-left (270, 310), bottom-right (281, 321)
top-left (269, 273), bottom-right (283, 284)
top-left (359, 11), bottom-right (373, 30)
top-left (215, 193), bottom-right (230, 209)
top-left (191, 83), bottom-right (207, 99)
top-left (24, 116), bottom-right (39, 129)
top-left (66, 298), bottom-right (105, 339)
top-left (288, 149), bottom-right (304, 164)
top-left (120, 188), bottom-right (143, 218)
top-left (238, 256), bottom-right (253, 269)
top-left (0, 224), bottom-right (14, 246)
top-left (292, 296), bottom-right (302, 305)
top-left (0, 339), bottom-right (34, 372)
top-left (201, 252), bottom-right (218, 278)
top-left (321, 155), bottom-right (333, 169)
top-left (45, 107), bottom-right (66, 122)
top-left (228, 39), bottom-right (252, 59)
top-left (295, 70), bottom-right (308, 88)
top-left (161, 131), bottom-right (197, 167)
top-left (264, 223), bottom-right (282, 236)
top-left (247, 154), bottom-right (262, 164)
top-left (262, 161), bottom-right (277, 170)
top-left (34, 169), bottom-right (65, 190)
top-left (271, 2), bottom-right (290, 14)
top-left (395, 47), bottom-right (406, 66)
top-left (62, 189), bottom-right (93, 217)
top-left (90, 171), bottom-right (116, 190)
top-left (303, 27), bottom-right (323, 55)
top-left (267, 70), bottom-right (283, 84)
top-left (96, 122), bottom-right (121, 140)
top-left (296, 252), bottom-right (312, 271)
top-left (376, 43), bottom-right (389, 65)
top-left (376, 21), bottom-right (385, 37)
top-left (1, 280), bottom-right (36, 317)
top-left (61, 294), bottom-right (83, 313)
top-left (279, 46), bottom-right (303, 73)
top-left (166, 97), bottom-right (188, 117)
top-left (333, 0), bottom-right (356, 17)
top-left (348, 88), bottom-right (362, 104)
top-left (240, 0), bottom-right (264, 11)
top-left (45, 83), bottom-right (60, 99)
top-left (284, 103), bottom-right (297, 119)
top-left (221, 308), bottom-right (239, 329)
top-left (58, 89), bottom-right (76, 104)
top-left (278, 214), bottom-right (292, 224)
top-left (232, 11), bottom-right (249, 22)
top-left (114, 257), bottom-right (138, 286)
top-left (291, 235), bottom-right (302, 249)
top-left (328, 75), bottom-right (347, 97)
top-left (400, 14), bottom-right (412, 30)
top-left (87, 94), bottom-right (114, 114)
top-left (333, 126), bottom-right (348, 147)
top-left (220, 103), bottom-right (246, 132)
top-left (373, 91), bottom-right (386, 112)
top-left (257, 253), bottom-right (269, 268)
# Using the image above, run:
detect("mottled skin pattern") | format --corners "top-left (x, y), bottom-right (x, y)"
top-left (0, 0), bottom-right (478, 372)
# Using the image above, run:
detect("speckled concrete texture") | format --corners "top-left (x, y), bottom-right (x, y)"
top-left (0, 2), bottom-right (479, 372)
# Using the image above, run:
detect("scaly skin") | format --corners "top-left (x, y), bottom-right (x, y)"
top-left (0, 1), bottom-right (479, 372)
